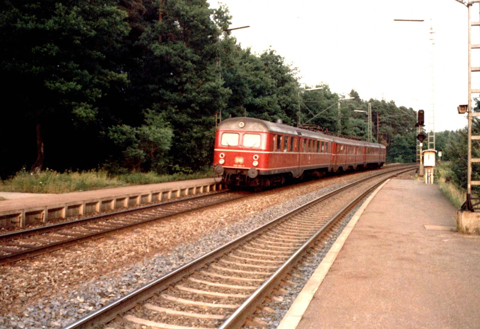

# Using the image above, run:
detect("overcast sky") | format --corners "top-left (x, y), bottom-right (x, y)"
top-left (208, 0), bottom-right (476, 132)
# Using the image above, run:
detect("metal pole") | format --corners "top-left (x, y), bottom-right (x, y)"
top-left (368, 102), bottom-right (372, 142)
top-left (298, 91), bottom-right (302, 125)
top-left (337, 101), bottom-right (341, 136)
top-left (467, 2), bottom-right (473, 205)
top-left (377, 113), bottom-right (380, 142)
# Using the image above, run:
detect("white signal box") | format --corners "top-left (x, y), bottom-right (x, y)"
top-left (422, 149), bottom-right (437, 185)
top-left (423, 150), bottom-right (436, 167)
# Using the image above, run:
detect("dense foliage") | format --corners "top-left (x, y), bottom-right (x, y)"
top-left (1, 0), bottom-right (421, 179)
top-left (435, 119), bottom-right (480, 191)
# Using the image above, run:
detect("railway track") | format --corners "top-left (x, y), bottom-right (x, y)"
top-left (0, 190), bottom-right (251, 264)
top-left (63, 165), bottom-right (415, 329)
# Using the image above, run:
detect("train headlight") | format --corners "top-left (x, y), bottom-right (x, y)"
top-left (253, 160), bottom-right (258, 167)
top-left (253, 154), bottom-right (259, 160)
top-left (219, 153), bottom-right (225, 158)
top-left (219, 159), bottom-right (225, 165)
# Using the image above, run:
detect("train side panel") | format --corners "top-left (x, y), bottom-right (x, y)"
top-left (213, 117), bottom-right (386, 188)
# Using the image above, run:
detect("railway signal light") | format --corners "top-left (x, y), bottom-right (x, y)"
top-left (417, 110), bottom-right (424, 126)
top-left (417, 132), bottom-right (427, 142)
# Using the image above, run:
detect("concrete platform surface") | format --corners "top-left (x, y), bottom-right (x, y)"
top-left (287, 179), bottom-right (480, 329)
top-left (0, 177), bottom-right (220, 213)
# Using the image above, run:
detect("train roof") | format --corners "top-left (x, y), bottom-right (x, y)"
top-left (218, 117), bottom-right (385, 149)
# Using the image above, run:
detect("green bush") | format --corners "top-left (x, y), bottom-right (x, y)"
top-left (0, 167), bottom-right (213, 193)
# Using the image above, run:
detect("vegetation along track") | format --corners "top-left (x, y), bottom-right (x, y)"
top-left (0, 190), bottom-right (251, 264)
top-left (63, 166), bottom-right (415, 329)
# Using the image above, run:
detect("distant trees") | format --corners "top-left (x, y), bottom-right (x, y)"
top-left (297, 88), bottom-right (418, 162)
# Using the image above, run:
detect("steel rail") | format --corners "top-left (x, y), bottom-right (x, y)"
top-left (0, 190), bottom-right (230, 240)
top-left (219, 172), bottom-right (402, 328)
top-left (62, 166), bottom-right (414, 329)
top-left (0, 190), bottom-right (247, 264)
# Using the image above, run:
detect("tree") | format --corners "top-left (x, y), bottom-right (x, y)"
top-left (221, 46), bottom-right (299, 125)
top-left (129, 0), bottom-right (231, 171)
top-left (0, 0), bottom-right (130, 173)
top-left (386, 133), bottom-right (416, 163)
top-left (108, 109), bottom-right (173, 171)
top-left (296, 84), bottom-right (339, 133)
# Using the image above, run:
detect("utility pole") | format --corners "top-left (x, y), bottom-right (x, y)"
top-left (367, 102), bottom-right (372, 143)
top-left (394, 18), bottom-right (435, 151)
top-left (337, 101), bottom-right (341, 136)
top-left (215, 25), bottom-right (250, 127)
top-left (377, 113), bottom-right (380, 142)
top-left (427, 24), bottom-right (436, 151)
top-left (455, 0), bottom-right (480, 211)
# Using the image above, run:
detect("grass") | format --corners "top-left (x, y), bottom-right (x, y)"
top-left (436, 163), bottom-right (466, 209)
top-left (0, 168), bottom-right (213, 194)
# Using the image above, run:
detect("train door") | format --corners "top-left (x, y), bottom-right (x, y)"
top-left (331, 142), bottom-right (336, 169)
top-left (293, 136), bottom-right (302, 178)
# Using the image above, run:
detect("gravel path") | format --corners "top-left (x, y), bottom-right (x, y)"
top-left (0, 170), bottom-right (392, 329)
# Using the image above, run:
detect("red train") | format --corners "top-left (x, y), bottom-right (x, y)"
top-left (213, 117), bottom-right (386, 189)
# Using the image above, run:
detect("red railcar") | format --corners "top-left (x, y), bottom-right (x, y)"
top-left (213, 117), bottom-right (386, 188)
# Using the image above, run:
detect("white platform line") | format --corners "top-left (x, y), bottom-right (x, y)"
top-left (277, 179), bottom-right (391, 329)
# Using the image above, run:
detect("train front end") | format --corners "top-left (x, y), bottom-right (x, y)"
top-left (213, 117), bottom-right (270, 188)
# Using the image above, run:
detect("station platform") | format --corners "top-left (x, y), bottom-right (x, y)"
top-left (0, 178), bottom-right (223, 228)
top-left (279, 178), bottom-right (480, 329)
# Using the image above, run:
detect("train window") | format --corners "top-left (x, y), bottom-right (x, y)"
top-left (321, 142), bottom-right (325, 153)
top-left (276, 135), bottom-right (282, 151)
top-left (284, 137), bottom-right (288, 152)
top-left (290, 136), bottom-right (294, 152)
top-left (244, 134), bottom-right (261, 148)
top-left (303, 139), bottom-right (307, 152)
top-left (221, 133), bottom-right (239, 146)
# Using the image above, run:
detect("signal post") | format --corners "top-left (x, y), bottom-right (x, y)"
top-left (455, 0), bottom-right (480, 234)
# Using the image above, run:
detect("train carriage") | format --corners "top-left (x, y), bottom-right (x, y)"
top-left (213, 117), bottom-right (385, 189)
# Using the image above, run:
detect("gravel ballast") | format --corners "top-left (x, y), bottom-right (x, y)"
top-left (0, 170), bottom-right (396, 329)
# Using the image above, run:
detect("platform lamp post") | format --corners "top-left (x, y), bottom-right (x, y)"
top-left (215, 25), bottom-right (250, 126)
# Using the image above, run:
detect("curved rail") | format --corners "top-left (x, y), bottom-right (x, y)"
top-left (63, 166), bottom-right (415, 329)
top-left (219, 174), bottom-right (392, 328)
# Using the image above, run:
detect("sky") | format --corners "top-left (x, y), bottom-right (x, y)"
top-left (208, 0), bottom-right (476, 132)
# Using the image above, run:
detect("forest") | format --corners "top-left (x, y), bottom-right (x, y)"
top-left (0, 0), bottom-right (472, 189)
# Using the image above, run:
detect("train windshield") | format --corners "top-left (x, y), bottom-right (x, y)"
top-left (221, 133), bottom-right (239, 146)
top-left (243, 134), bottom-right (261, 148)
